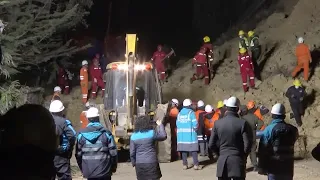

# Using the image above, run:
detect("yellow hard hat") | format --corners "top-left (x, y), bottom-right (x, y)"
top-left (248, 31), bottom-right (254, 37)
top-left (217, 101), bottom-right (224, 109)
top-left (293, 79), bottom-right (302, 87)
top-left (239, 30), bottom-right (245, 36)
top-left (203, 36), bottom-right (210, 43)
top-left (239, 48), bottom-right (247, 54)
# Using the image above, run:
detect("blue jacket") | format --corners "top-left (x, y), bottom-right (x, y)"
top-left (130, 124), bottom-right (167, 166)
top-left (53, 115), bottom-right (76, 157)
top-left (176, 107), bottom-right (198, 152)
top-left (75, 122), bottom-right (117, 178)
top-left (258, 119), bottom-right (298, 175)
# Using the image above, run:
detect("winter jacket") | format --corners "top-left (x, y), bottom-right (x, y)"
top-left (286, 85), bottom-right (305, 104)
top-left (76, 122), bottom-right (117, 178)
top-left (53, 115), bottom-right (76, 157)
top-left (209, 111), bottom-right (253, 178)
top-left (130, 124), bottom-right (166, 166)
top-left (241, 112), bottom-right (263, 140)
top-left (176, 107), bottom-right (199, 152)
top-left (258, 119), bottom-right (298, 175)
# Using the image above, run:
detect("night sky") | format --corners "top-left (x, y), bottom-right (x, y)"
top-left (87, 0), bottom-right (196, 56)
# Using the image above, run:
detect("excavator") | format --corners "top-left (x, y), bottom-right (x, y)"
top-left (98, 34), bottom-right (172, 162)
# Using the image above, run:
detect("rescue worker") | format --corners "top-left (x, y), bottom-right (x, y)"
top-left (238, 48), bottom-right (255, 92)
top-left (195, 100), bottom-right (207, 156)
top-left (202, 36), bottom-right (214, 61)
top-left (285, 79), bottom-right (305, 127)
top-left (57, 64), bottom-right (70, 95)
top-left (76, 107), bottom-right (117, 180)
top-left (214, 100), bottom-right (226, 120)
top-left (239, 105), bottom-right (263, 172)
top-left (202, 104), bottom-right (217, 161)
top-left (0, 104), bottom-right (57, 179)
top-left (49, 100), bottom-right (76, 180)
top-left (80, 60), bottom-right (89, 103)
top-left (176, 99), bottom-right (201, 170)
top-left (247, 100), bottom-right (269, 130)
top-left (79, 101), bottom-right (92, 129)
top-left (238, 30), bottom-right (249, 50)
top-left (52, 86), bottom-right (62, 101)
top-left (292, 37), bottom-right (312, 81)
top-left (209, 96), bottom-right (253, 180)
top-left (248, 30), bottom-right (261, 80)
top-left (151, 45), bottom-right (168, 82)
top-left (169, 98), bottom-right (180, 161)
top-left (90, 55), bottom-right (105, 99)
top-left (258, 103), bottom-right (298, 180)
top-left (190, 47), bottom-right (210, 85)
top-left (130, 116), bottom-right (167, 180)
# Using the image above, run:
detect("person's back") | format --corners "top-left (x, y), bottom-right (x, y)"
top-left (214, 112), bottom-right (250, 156)
top-left (0, 104), bottom-right (57, 179)
top-left (76, 122), bottom-right (117, 179)
top-left (296, 43), bottom-right (311, 62)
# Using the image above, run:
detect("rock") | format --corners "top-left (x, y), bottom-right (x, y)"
top-left (311, 126), bottom-right (320, 138)
top-left (255, 79), bottom-right (262, 88)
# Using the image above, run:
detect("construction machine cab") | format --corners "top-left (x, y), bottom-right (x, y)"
top-left (103, 34), bottom-right (163, 149)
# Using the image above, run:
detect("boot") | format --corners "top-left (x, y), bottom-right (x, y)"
top-left (183, 165), bottom-right (188, 170)
top-left (193, 165), bottom-right (202, 170)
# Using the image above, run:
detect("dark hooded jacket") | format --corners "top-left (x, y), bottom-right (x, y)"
top-left (75, 122), bottom-right (117, 178)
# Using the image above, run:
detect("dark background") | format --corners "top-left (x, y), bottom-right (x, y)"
top-left (86, 0), bottom-right (276, 57)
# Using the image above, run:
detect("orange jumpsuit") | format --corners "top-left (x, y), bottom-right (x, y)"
top-left (80, 67), bottom-right (89, 103)
top-left (292, 43), bottom-right (312, 81)
top-left (80, 111), bottom-right (89, 129)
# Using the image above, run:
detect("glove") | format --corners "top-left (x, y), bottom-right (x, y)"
top-left (94, 78), bottom-right (97, 83)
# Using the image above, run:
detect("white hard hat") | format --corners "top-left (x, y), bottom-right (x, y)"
top-left (223, 99), bottom-right (228, 105)
top-left (183, 99), bottom-right (192, 106)
top-left (86, 107), bottom-right (100, 118)
top-left (171, 98), bottom-right (179, 105)
top-left (271, 103), bottom-right (286, 115)
top-left (197, 100), bottom-right (205, 107)
top-left (54, 86), bottom-right (62, 92)
top-left (298, 37), bottom-right (304, 43)
top-left (82, 60), bottom-right (88, 66)
top-left (225, 96), bottom-right (240, 108)
top-left (49, 100), bottom-right (65, 113)
top-left (205, 105), bottom-right (213, 113)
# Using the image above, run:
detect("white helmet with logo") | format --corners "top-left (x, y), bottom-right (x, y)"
top-left (271, 103), bottom-right (286, 115)
top-left (49, 100), bottom-right (65, 113)
top-left (225, 96), bottom-right (240, 108)
top-left (205, 105), bottom-right (213, 113)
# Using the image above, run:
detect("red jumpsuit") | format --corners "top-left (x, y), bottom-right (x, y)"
top-left (57, 67), bottom-right (70, 94)
top-left (90, 61), bottom-right (105, 98)
top-left (238, 53), bottom-right (255, 92)
top-left (151, 50), bottom-right (167, 80)
top-left (202, 43), bottom-right (214, 60)
top-left (191, 48), bottom-right (209, 85)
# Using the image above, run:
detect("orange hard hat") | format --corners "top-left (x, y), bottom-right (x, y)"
top-left (247, 100), bottom-right (255, 109)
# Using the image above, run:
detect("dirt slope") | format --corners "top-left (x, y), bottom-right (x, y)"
top-left (163, 0), bottom-right (320, 152)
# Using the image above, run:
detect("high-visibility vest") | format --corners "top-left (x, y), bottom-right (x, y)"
top-left (239, 37), bottom-right (249, 49)
top-left (204, 113), bottom-right (217, 136)
top-left (250, 36), bottom-right (259, 47)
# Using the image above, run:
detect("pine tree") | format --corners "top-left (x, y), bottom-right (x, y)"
top-left (0, 0), bottom-right (92, 114)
